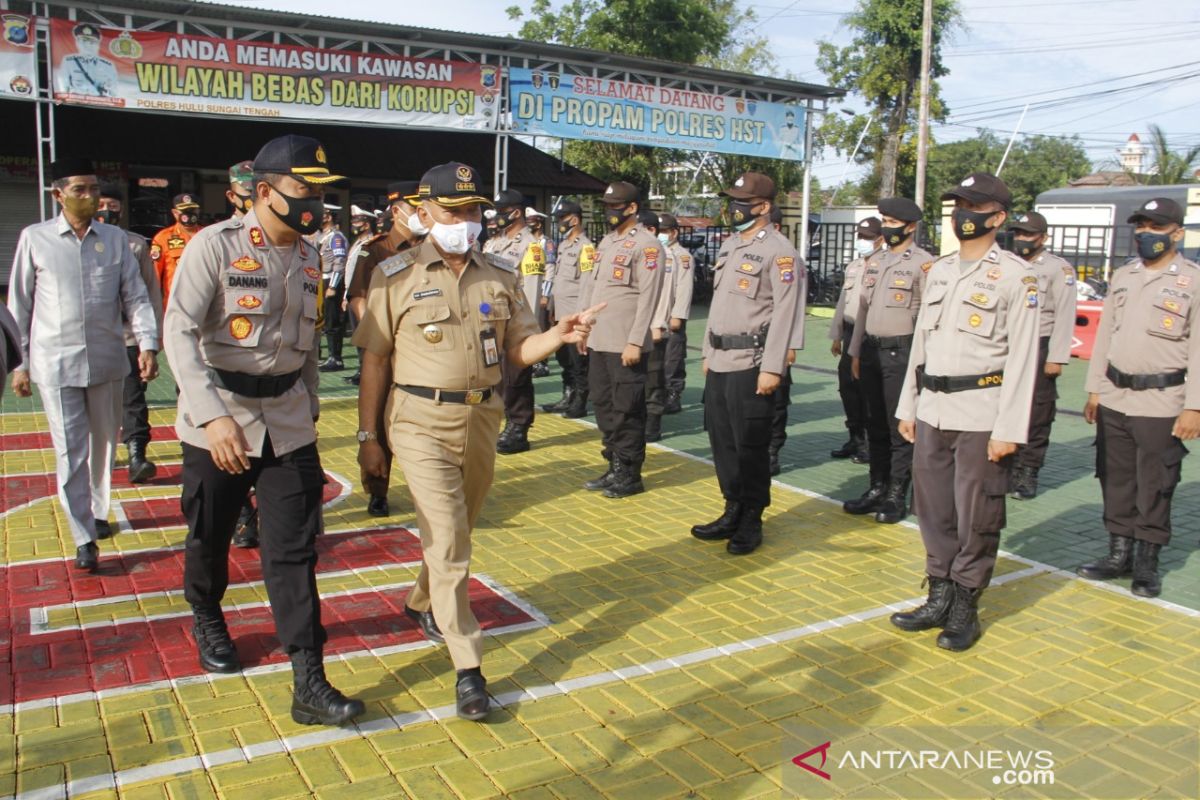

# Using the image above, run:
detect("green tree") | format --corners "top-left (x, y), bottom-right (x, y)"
top-left (816, 0), bottom-right (962, 200)
top-left (1145, 124), bottom-right (1200, 185)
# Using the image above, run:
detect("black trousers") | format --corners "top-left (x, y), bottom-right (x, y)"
top-left (837, 322), bottom-right (867, 433)
top-left (770, 368), bottom-right (793, 454)
top-left (645, 339), bottom-right (668, 417)
top-left (912, 423), bottom-right (1008, 589)
top-left (552, 343), bottom-right (589, 394)
top-left (705, 368), bottom-right (775, 509)
top-left (324, 283), bottom-right (347, 359)
top-left (500, 359), bottom-right (534, 427)
top-left (1017, 337), bottom-right (1057, 472)
top-left (589, 349), bottom-right (647, 465)
top-left (1097, 406), bottom-right (1186, 546)
top-left (860, 342), bottom-right (914, 486)
top-left (664, 328), bottom-right (688, 395)
top-left (181, 437), bottom-right (327, 653)
top-left (121, 344), bottom-right (151, 446)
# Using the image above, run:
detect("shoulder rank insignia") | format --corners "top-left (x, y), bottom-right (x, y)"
top-left (248, 227), bottom-right (266, 248)
top-left (380, 251), bottom-right (416, 277)
top-left (920, 261), bottom-right (933, 273)
top-left (485, 252), bottom-right (517, 273)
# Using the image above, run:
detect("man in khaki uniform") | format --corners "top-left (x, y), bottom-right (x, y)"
top-left (1007, 211), bottom-right (1077, 500)
top-left (641, 210), bottom-right (673, 443)
top-left (354, 162), bottom-right (601, 720)
top-left (578, 181), bottom-right (665, 498)
top-left (845, 198), bottom-right (933, 524)
top-left (541, 199), bottom-right (595, 418)
top-left (488, 188), bottom-right (544, 454)
top-left (828, 217), bottom-right (882, 464)
top-left (660, 213), bottom-right (694, 415)
top-left (164, 134), bottom-right (364, 727)
top-left (690, 173), bottom-right (802, 555)
top-left (766, 206), bottom-right (810, 477)
top-left (1079, 197), bottom-right (1200, 598)
top-left (891, 172), bottom-right (1039, 653)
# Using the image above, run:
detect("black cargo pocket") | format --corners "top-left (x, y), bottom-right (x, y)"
top-left (971, 475), bottom-right (1008, 534)
top-left (1160, 442), bottom-right (1188, 499)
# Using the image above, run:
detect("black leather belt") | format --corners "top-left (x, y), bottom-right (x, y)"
top-left (864, 334), bottom-right (913, 350)
top-left (396, 384), bottom-right (493, 405)
top-left (210, 368), bottom-right (301, 398)
top-left (919, 370), bottom-right (1004, 393)
top-left (1105, 364), bottom-right (1186, 391)
top-left (708, 331), bottom-right (766, 350)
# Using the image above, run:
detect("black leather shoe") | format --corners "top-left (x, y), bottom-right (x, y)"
top-left (291, 649), bottom-right (365, 726)
top-left (1130, 540), bottom-right (1163, 598)
top-left (851, 444), bottom-right (870, 465)
top-left (74, 542), bottom-right (98, 572)
top-left (318, 356), bottom-right (344, 372)
top-left (843, 482), bottom-right (886, 515)
top-left (726, 507), bottom-right (763, 555)
top-left (692, 501), bottom-right (742, 540)
top-left (405, 605), bottom-right (445, 643)
top-left (1077, 534), bottom-right (1134, 581)
top-left (497, 424), bottom-right (530, 455)
top-left (127, 440), bottom-right (156, 484)
top-left (367, 494), bottom-right (389, 517)
top-left (1009, 466), bottom-right (1037, 500)
top-left (94, 520), bottom-right (114, 540)
top-left (192, 605), bottom-right (240, 673)
top-left (936, 583), bottom-right (983, 652)
top-left (890, 576), bottom-right (954, 631)
top-left (874, 481), bottom-right (909, 524)
top-left (344, 372), bottom-right (361, 385)
top-left (232, 507), bottom-right (259, 549)
top-left (830, 437), bottom-right (857, 459)
top-left (455, 672), bottom-right (490, 721)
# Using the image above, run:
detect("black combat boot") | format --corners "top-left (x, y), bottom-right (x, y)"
top-left (563, 390), bottom-right (589, 419)
top-left (127, 440), bottom-right (156, 484)
top-left (603, 460), bottom-right (645, 498)
top-left (1009, 466), bottom-right (1037, 500)
top-left (584, 457), bottom-right (616, 491)
top-left (843, 481), bottom-right (886, 515)
top-left (830, 432), bottom-right (859, 459)
top-left (232, 502), bottom-right (259, 549)
top-left (1130, 540), bottom-right (1163, 598)
top-left (890, 576), bottom-right (954, 631)
top-left (691, 500), bottom-right (743, 540)
top-left (496, 420), bottom-right (514, 449)
top-left (851, 434), bottom-right (869, 465)
top-left (1076, 534), bottom-right (1134, 581)
top-left (726, 506), bottom-right (763, 555)
top-left (645, 414), bottom-right (663, 443)
top-left (936, 583), bottom-right (984, 652)
top-left (664, 390), bottom-right (683, 415)
top-left (874, 480), bottom-right (909, 524)
top-left (496, 423), bottom-right (530, 455)
top-left (541, 387), bottom-right (574, 413)
top-left (192, 605), bottom-right (240, 673)
top-left (290, 648), bottom-right (366, 726)
top-left (532, 361), bottom-right (551, 378)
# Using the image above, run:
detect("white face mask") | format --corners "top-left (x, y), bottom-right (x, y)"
top-left (855, 239), bottom-right (876, 256)
top-left (657, 233), bottom-right (671, 246)
top-left (429, 219), bottom-right (481, 254)
top-left (406, 209), bottom-right (429, 237)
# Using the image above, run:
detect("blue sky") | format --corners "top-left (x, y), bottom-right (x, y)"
top-left (219, 0), bottom-right (1200, 186)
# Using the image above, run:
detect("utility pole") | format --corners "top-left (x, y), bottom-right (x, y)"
top-left (914, 0), bottom-right (933, 209)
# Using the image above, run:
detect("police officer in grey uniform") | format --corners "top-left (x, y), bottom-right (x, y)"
top-left (691, 173), bottom-right (802, 554)
top-left (1007, 211), bottom-right (1077, 499)
top-left (1079, 197), bottom-right (1200, 598)
top-left (164, 135), bottom-right (364, 726)
top-left (578, 181), bottom-right (665, 498)
top-left (660, 213), bottom-right (695, 415)
top-left (640, 210), bottom-right (673, 443)
top-left (8, 158), bottom-right (159, 571)
top-left (317, 206), bottom-right (349, 372)
top-left (96, 184), bottom-right (164, 485)
top-left (765, 206), bottom-right (809, 477)
top-left (61, 24), bottom-right (118, 97)
top-left (828, 217), bottom-right (882, 464)
top-left (844, 198), bottom-right (932, 524)
top-left (489, 189), bottom-right (544, 454)
top-left (542, 199), bottom-right (595, 418)
top-left (891, 172), bottom-right (1039, 652)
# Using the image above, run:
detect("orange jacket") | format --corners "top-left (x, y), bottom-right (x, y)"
top-left (150, 222), bottom-right (198, 310)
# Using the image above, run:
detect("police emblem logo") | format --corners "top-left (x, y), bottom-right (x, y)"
top-left (237, 295), bottom-right (262, 309)
top-left (737, 277), bottom-right (751, 290)
top-left (300, 211), bottom-right (314, 227)
top-left (231, 256), bottom-right (262, 272)
top-left (532, 71), bottom-right (544, 88)
top-left (168, 236), bottom-right (186, 249)
top-left (733, 209), bottom-right (745, 222)
top-left (422, 324), bottom-right (443, 343)
top-left (149, 244), bottom-right (161, 260)
top-left (315, 146), bottom-right (327, 165)
top-left (1025, 286), bottom-right (1038, 308)
top-left (987, 268), bottom-right (1001, 280)
top-left (548, 73), bottom-right (560, 89)
top-left (457, 166), bottom-right (473, 182)
top-left (9, 75), bottom-right (31, 95)
top-left (735, 176), bottom-right (745, 187)
top-left (109, 30), bottom-right (142, 59)
top-left (181, 194), bottom-right (193, 204)
top-left (961, 220), bottom-right (976, 235)
top-left (95, 241), bottom-right (105, 254)
top-left (2, 14), bottom-right (31, 46)
top-left (1146, 200), bottom-right (1159, 211)
top-left (612, 267), bottom-right (625, 281)
top-left (304, 267), bottom-right (320, 279)
top-left (969, 313), bottom-right (982, 328)
top-left (249, 227), bottom-right (266, 248)
top-left (644, 249), bottom-right (658, 270)
top-left (961, 176), bottom-right (975, 187)
top-left (893, 292), bottom-right (905, 302)
top-left (1153, 241), bottom-right (1165, 254)
top-left (971, 293), bottom-right (989, 305)
top-left (622, 240), bottom-right (636, 249)
top-left (1165, 299), bottom-right (1180, 312)
top-left (229, 316), bottom-right (253, 340)
top-left (776, 256), bottom-right (795, 269)
top-left (739, 262), bottom-right (754, 272)
top-left (781, 269), bottom-right (794, 283)
top-left (480, 66), bottom-right (497, 88)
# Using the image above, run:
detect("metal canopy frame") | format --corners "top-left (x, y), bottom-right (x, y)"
top-left (19, 0), bottom-right (841, 255)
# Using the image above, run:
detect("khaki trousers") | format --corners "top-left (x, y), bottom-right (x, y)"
top-left (388, 388), bottom-right (501, 669)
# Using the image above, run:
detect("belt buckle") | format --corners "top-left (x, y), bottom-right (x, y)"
top-left (464, 389), bottom-right (485, 405)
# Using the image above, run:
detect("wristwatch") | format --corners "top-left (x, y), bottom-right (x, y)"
top-left (356, 430), bottom-right (378, 443)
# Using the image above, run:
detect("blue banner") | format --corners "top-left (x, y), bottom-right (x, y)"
top-left (508, 68), bottom-right (804, 162)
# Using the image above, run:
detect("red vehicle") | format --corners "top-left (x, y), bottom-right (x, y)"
top-left (1072, 300), bottom-right (1105, 360)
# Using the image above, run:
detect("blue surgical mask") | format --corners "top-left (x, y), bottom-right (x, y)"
top-left (657, 233), bottom-right (670, 246)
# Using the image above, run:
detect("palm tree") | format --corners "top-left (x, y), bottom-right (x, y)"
top-left (1147, 124), bottom-right (1200, 185)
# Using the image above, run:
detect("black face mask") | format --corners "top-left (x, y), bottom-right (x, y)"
top-left (952, 208), bottom-right (996, 241)
top-left (881, 224), bottom-right (911, 246)
top-left (1135, 230), bottom-right (1174, 262)
top-left (495, 209), bottom-right (520, 229)
top-left (351, 222), bottom-right (371, 236)
top-left (606, 205), bottom-right (630, 230)
top-left (558, 221), bottom-right (572, 234)
top-left (729, 200), bottom-right (761, 229)
top-left (231, 192), bottom-right (253, 214)
top-left (381, 214), bottom-right (395, 234)
top-left (1013, 239), bottom-right (1039, 258)
top-left (95, 209), bottom-right (119, 226)
top-left (268, 185), bottom-right (323, 235)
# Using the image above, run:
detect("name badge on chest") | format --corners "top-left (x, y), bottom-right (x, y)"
top-left (480, 329), bottom-right (501, 367)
